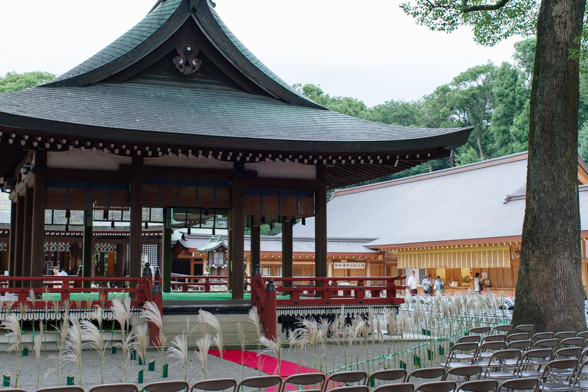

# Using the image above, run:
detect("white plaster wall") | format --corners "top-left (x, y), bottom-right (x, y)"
top-left (245, 159), bottom-right (316, 179)
top-left (47, 150), bottom-right (131, 171)
top-left (144, 154), bottom-right (234, 170)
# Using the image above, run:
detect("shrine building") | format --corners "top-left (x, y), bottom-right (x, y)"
top-left (0, 0), bottom-right (470, 299)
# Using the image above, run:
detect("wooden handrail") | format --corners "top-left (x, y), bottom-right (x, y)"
top-left (250, 275), bottom-right (406, 339)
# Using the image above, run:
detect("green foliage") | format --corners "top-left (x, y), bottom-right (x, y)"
top-left (399, 0), bottom-right (538, 46)
top-left (370, 100), bottom-right (424, 127)
top-left (579, 121), bottom-right (588, 163)
top-left (295, 38), bottom-right (539, 179)
top-left (513, 38), bottom-right (536, 82)
top-left (0, 72), bottom-right (55, 93)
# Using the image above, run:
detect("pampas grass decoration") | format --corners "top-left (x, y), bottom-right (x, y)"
top-left (1, 314), bottom-right (23, 386)
top-left (199, 309), bottom-right (225, 375)
top-left (64, 318), bottom-right (83, 385)
top-left (260, 335), bottom-right (284, 376)
top-left (4, 300), bottom-right (15, 315)
top-left (301, 318), bottom-right (319, 370)
top-left (1, 314), bottom-right (22, 353)
top-left (34, 326), bottom-right (43, 389)
top-left (54, 314), bottom-right (69, 384)
top-left (237, 322), bottom-right (246, 379)
top-left (85, 294), bottom-right (93, 313)
top-left (144, 301), bottom-right (167, 378)
top-left (248, 307), bottom-right (261, 337)
top-left (199, 310), bottom-right (223, 362)
top-left (28, 289), bottom-right (36, 307)
top-left (111, 297), bottom-right (129, 337)
top-left (118, 329), bottom-right (135, 383)
top-left (287, 328), bottom-right (304, 373)
top-left (133, 324), bottom-right (149, 370)
top-left (81, 320), bottom-right (106, 383)
top-left (248, 307), bottom-right (262, 373)
top-left (317, 318), bottom-right (330, 372)
top-left (167, 333), bottom-right (189, 382)
top-left (92, 306), bottom-right (104, 331)
top-left (195, 334), bottom-right (212, 378)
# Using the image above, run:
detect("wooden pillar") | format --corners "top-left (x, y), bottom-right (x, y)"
top-left (230, 172), bottom-right (245, 300)
top-left (315, 164), bottom-right (328, 278)
top-left (12, 195), bottom-right (24, 282)
top-left (22, 186), bottom-right (33, 282)
top-left (162, 208), bottom-right (172, 292)
top-left (251, 224), bottom-right (260, 274)
top-left (8, 200), bottom-right (16, 277)
top-left (129, 161), bottom-right (143, 278)
top-left (282, 218), bottom-right (293, 287)
top-left (82, 209), bottom-right (93, 287)
top-left (30, 151), bottom-right (47, 286)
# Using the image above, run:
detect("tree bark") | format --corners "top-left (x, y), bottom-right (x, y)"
top-left (513, 0), bottom-right (587, 331)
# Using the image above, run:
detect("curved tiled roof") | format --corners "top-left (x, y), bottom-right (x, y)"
top-left (49, 0), bottom-right (183, 85)
top-left (46, 0), bottom-right (319, 108)
top-left (0, 83), bottom-right (469, 151)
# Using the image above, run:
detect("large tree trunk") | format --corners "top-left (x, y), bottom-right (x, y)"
top-left (513, 0), bottom-right (586, 331)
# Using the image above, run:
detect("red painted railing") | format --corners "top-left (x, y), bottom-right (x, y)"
top-left (0, 269), bottom-right (164, 347)
top-left (169, 274), bottom-right (231, 292)
top-left (0, 276), bottom-right (152, 309)
top-left (251, 275), bottom-right (406, 339)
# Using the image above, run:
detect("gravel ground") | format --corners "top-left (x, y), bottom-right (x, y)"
top-left (0, 339), bottom-right (431, 392)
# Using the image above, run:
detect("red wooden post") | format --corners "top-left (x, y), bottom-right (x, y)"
top-left (263, 279), bottom-right (277, 340)
top-left (149, 267), bottom-right (163, 347)
top-left (356, 280), bottom-right (365, 302)
top-left (321, 279), bottom-right (332, 302)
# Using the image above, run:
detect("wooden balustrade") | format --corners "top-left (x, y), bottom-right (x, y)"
top-left (251, 275), bottom-right (406, 339)
top-left (0, 275), bottom-right (153, 310)
top-left (170, 274), bottom-right (232, 292)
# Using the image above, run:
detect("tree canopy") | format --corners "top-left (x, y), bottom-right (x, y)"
top-left (0, 72), bottom-right (55, 93)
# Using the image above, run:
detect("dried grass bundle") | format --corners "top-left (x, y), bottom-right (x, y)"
top-left (64, 318), bottom-right (83, 384)
top-left (28, 288), bottom-right (36, 306)
top-left (260, 335), bottom-right (284, 376)
top-left (237, 322), bottom-right (246, 379)
top-left (81, 320), bottom-right (106, 383)
top-left (92, 306), bottom-right (104, 330)
top-left (144, 301), bottom-right (167, 375)
top-left (111, 297), bottom-right (129, 335)
top-left (195, 334), bottom-right (212, 378)
top-left (167, 333), bottom-right (189, 382)
top-left (118, 329), bottom-right (135, 383)
top-left (248, 307), bottom-right (261, 337)
top-left (199, 310), bottom-right (223, 359)
top-left (34, 326), bottom-right (43, 389)
top-left (1, 314), bottom-right (22, 353)
top-left (133, 324), bottom-right (149, 368)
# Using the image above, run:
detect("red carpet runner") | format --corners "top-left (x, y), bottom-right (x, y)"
top-left (208, 349), bottom-right (318, 377)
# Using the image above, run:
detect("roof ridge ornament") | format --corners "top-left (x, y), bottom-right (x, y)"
top-left (173, 42), bottom-right (203, 75)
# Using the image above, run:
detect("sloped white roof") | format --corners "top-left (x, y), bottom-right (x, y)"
top-left (178, 233), bottom-right (378, 254)
top-left (293, 152), bottom-right (588, 247)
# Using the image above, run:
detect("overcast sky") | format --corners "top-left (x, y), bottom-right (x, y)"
top-left (0, 0), bottom-right (522, 107)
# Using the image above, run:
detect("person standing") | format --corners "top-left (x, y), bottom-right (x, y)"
top-left (407, 271), bottom-right (418, 296)
top-left (434, 275), bottom-right (444, 294)
top-left (422, 274), bottom-right (432, 295)
top-left (474, 272), bottom-right (483, 293)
